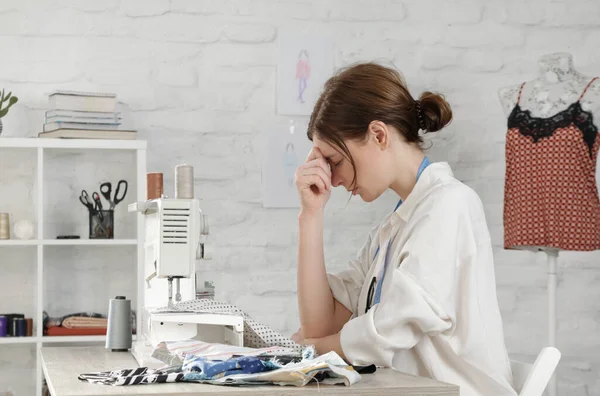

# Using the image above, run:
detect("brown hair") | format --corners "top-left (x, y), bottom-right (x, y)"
top-left (307, 62), bottom-right (452, 188)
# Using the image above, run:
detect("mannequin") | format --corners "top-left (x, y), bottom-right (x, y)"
top-left (498, 52), bottom-right (600, 396)
top-left (499, 52), bottom-right (600, 117)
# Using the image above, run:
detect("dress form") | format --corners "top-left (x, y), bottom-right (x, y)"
top-left (499, 52), bottom-right (600, 118)
top-left (498, 52), bottom-right (600, 396)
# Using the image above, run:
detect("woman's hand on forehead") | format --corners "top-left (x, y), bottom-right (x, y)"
top-left (309, 146), bottom-right (338, 168)
top-left (307, 146), bottom-right (325, 160)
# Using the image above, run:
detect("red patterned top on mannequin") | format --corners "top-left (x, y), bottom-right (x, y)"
top-left (504, 77), bottom-right (600, 251)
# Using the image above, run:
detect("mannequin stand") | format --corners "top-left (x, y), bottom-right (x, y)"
top-left (545, 249), bottom-right (558, 396)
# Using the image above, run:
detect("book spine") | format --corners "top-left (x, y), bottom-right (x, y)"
top-left (45, 117), bottom-right (121, 125)
top-left (49, 95), bottom-right (117, 113)
top-left (45, 110), bottom-right (122, 119)
top-left (43, 123), bottom-right (121, 132)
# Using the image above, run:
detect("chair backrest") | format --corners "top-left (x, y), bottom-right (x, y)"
top-left (511, 347), bottom-right (561, 396)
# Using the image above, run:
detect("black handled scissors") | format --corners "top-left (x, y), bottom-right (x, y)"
top-left (93, 191), bottom-right (104, 221)
top-left (79, 190), bottom-right (96, 214)
top-left (100, 180), bottom-right (128, 210)
top-left (80, 190), bottom-right (104, 221)
top-left (92, 192), bottom-right (103, 211)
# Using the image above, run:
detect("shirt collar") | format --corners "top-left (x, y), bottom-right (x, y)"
top-left (391, 162), bottom-right (454, 225)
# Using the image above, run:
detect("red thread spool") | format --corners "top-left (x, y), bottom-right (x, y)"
top-left (146, 173), bottom-right (163, 200)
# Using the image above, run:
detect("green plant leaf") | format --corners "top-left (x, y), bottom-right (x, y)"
top-left (0, 96), bottom-right (18, 119)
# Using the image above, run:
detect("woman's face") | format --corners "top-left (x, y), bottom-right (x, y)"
top-left (312, 127), bottom-right (393, 202)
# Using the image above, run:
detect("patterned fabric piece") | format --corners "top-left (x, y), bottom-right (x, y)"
top-left (504, 77), bottom-right (600, 251)
top-left (157, 299), bottom-right (304, 353)
top-left (508, 101), bottom-right (598, 157)
top-left (78, 366), bottom-right (184, 385)
top-left (182, 355), bottom-right (278, 381)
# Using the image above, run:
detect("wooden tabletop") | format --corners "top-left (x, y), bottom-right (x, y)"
top-left (41, 346), bottom-right (459, 396)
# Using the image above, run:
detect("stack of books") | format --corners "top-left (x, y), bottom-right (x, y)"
top-left (38, 91), bottom-right (136, 140)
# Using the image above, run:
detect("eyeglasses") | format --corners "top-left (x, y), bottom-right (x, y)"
top-left (365, 276), bottom-right (376, 313)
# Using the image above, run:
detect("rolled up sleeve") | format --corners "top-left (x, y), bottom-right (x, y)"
top-left (327, 225), bottom-right (379, 316)
top-left (340, 189), bottom-right (476, 366)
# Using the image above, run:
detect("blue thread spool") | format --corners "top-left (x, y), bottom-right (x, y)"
top-left (3, 314), bottom-right (24, 336)
top-left (0, 316), bottom-right (6, 337)
top-left (14, 318), bottom-right (26, 337)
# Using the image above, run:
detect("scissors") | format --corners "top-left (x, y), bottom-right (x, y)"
top-left (79, 190), bottom-right (97, 213)
top-left (79, 189), bottom-right (106, 225)
top-left (92, 192), bottom-right (103, 212)
top-left (100, 180), bottom-right (128, 210)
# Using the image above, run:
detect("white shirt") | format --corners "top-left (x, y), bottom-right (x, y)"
top-left (328, 162), bottom-right (517, 396)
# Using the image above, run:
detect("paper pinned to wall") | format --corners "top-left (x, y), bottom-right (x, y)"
top-left (277, 30), bottom-right (334, 116)
top-left (262, 120), bottom-right (313, 208)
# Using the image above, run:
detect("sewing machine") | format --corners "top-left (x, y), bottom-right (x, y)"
top-left (128, 197), bottom-right (243, 367)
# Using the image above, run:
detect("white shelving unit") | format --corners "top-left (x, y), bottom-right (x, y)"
top-left (0, 137), bottom-right (146, 396)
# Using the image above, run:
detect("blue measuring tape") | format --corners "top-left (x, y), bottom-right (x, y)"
top-left (366, 156), bottom-right (431, 311)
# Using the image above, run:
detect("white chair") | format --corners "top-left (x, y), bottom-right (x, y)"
top-left (511, 347), bottom-right (561, 396)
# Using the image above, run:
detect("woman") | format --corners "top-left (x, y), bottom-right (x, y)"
top-left (293, 63), bottom-right (516, 396)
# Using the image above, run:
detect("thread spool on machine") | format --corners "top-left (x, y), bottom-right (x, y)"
top-left (146, 163), bottom-right (196, 201)
top-left (146, 172), bottom-right (163, 200)
top-left (175, 164), bottom-right (194, 199)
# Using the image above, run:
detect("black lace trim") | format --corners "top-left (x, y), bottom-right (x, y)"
top-left (507, 102), bottom-right (598, 157)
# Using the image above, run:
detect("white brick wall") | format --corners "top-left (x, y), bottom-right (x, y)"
top-left (0, 1), bottom-right (599, 395)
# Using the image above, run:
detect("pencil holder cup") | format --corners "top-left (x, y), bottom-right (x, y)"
top-left (89, 210), bottom-right (114, 239)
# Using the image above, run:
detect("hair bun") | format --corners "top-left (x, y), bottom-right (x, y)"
top-left (418, 92), bottom-right (453, 133)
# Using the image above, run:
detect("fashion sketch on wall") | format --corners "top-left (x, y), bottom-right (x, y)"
top-left (276, 30), bottom-right (334, 116)
top-left (262, 120), bottom-right (313, 208)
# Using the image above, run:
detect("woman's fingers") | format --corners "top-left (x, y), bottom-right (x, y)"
top-left (300, 167), bottom-right (331, 191)
top-left (291, 331), bottom-right (302, 343)
top-left (302, 174), bottom-right (327, 194)
top-left (309, 158), bottom-right (332, 178)
top-left (299, 157), bottom-right (331, 179)
top-left (298, 147), bottom-right (334, 195)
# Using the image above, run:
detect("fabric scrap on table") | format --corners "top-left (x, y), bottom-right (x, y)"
top-left (78, 366), bottom-right (184, 385)
top-left (182, 355), bottom-right (279, 380)
top-left (182, 350), bottom-right (360, 387)
top-left (78, 349), bottom-right (360, 387)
